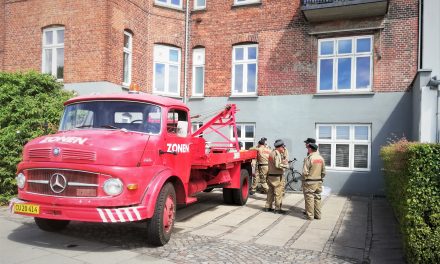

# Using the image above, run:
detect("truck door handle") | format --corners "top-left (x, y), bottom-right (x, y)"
top-left (159, 150), bottom-right (177, 155)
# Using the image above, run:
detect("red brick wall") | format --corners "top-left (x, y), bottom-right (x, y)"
top-left (0, 0), bottom-right (4, 69)
top-left (189, 0), bottom-right (418, 96)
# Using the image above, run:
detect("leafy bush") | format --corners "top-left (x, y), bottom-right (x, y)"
top-left (381, 140), bottom-right (440, 263)
top-left (0, 71), bottom-right (73, 204)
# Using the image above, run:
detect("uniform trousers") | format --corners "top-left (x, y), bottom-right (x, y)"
top-left (265, 175), bottom-right (283, 210)
top-left (251, 165), bottom-right (269, 192)
top-left (303, 181), bottom-right (322, 219)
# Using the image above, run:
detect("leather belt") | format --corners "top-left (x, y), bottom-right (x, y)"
top-left (258, 164), bottom-right (268, 167)
top-left (268, 174), bottom-right (283, 177)
top-left (305, 179), bottom-right (322, 182)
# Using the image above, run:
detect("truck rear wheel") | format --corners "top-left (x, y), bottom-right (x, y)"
top-left (232, 169), bottom-right (250, 205)
top-left (34, 217), bottom-right (70, 232)
top-left (146, 182), bottom-right (176, 246)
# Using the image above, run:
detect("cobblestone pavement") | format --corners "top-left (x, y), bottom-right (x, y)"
top-left (2, 191), bottom-right (405, 264)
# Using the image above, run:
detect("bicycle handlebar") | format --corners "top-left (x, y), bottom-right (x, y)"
top-left (288, 158), bottom-right (297, 163)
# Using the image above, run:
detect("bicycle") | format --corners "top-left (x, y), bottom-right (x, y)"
top-left (284, 158), bottom-right (303, 192)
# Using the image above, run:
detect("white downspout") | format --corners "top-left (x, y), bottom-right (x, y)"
top-left (183, 0), bottom-right (190, 104)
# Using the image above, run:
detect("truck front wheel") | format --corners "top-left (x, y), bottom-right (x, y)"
top-left (34, 217), bottom-right (70, 232)
top-left (232, 169), bottom-right (250, 205)
top-left (146, 182), bottom-right (176, 246)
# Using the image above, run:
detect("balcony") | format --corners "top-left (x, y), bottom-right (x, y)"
top-left (301, 0), bottom-right (389, 23)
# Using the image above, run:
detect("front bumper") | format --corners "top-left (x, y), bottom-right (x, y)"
top-left (9, 197), bottom-right (148, 223)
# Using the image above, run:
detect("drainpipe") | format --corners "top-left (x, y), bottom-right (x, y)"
top-left (183, 0), bottom-right (190, 104)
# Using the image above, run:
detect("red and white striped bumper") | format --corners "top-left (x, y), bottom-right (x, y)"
top-left (9, 197), bottom-right (148, 223)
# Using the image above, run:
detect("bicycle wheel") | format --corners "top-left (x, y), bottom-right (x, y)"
top-left (287, 171), bottom-right (302, 192)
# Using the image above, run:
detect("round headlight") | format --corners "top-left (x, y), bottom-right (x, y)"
top-left (103, 178), bottom-right (123, 196)
top-left (16, 173), bottom-right (26, 189)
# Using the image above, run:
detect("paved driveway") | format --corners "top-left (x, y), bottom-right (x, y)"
top-left (1, 191), bottom-right (405, 264)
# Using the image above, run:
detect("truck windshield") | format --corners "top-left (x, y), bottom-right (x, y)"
top-left (59, 101), bottom-right (162, 134)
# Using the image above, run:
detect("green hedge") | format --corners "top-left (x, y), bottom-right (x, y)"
top-left (381, 140), bottom-right (440, 263)
top-left (0, 71), bottom-right (73, 204)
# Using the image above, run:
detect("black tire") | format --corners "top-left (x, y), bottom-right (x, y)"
top-left (203, 187), bottom-right (214, 193)
top-left (232, 169), bottom-right (250, 205)
top-left (146, 182), bottom-right (176, 246)
top-left (223, 188), bottom-right (234, 204)
top-left (34, 218), bottom-right (70, 232)
top-left (287, 171), bottom-right (303, 192)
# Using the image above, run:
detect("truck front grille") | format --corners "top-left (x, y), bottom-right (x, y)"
top-left (26, 169), bottom-right (99, 197)
top-left (29, 148), bottom-right (51, 159)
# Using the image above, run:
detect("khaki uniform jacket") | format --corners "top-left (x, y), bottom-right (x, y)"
top-left (302, 152), bottom-right (326, 181)
top-left (268, 149), bottom-right (288, 175)
top-left (257, 145), bottom-right (271, 165)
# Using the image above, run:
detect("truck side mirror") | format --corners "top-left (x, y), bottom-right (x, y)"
top-left (177, 121), bottom-right (188, 137)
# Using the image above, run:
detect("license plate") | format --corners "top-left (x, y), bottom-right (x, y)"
top-left (13, 203), bottom-right (40, 215)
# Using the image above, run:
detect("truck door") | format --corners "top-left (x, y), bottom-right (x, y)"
top-left (162, 108), bottom-right (191, 182)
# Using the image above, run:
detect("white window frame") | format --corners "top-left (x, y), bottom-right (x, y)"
top-left (42, 27), bottom-right (64, 80)
top-left (232, 44), bottom-right (258, 96)
top-left (122, 31), bottom-right (132, 87)
top-left (231, 123), bottom-right (255, 150)
top-left (194, 0), bottom-right (206, 10)
top-left (316, 123), bottom-right (371, 171)
top-left (234, 0), bottom-right (261, 6)
top-left (153, 45), bottom-right (181, 97)
top-left (155, 0), bottom-right (182, 9)
top-left (192, 48), bottom-right (205, 97)
top-left (317, 35), bottom-right (373, 93)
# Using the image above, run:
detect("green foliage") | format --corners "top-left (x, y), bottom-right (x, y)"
top-left (381, 140), bottom-right (440, 263)
top-left (0, 71), bottom-right (73, 203)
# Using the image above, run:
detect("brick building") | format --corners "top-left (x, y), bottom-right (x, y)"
top-left (0, 0), bottom-right (419, 195)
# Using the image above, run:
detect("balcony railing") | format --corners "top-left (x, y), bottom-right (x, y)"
top-left (301, 0), bottom-right (389, 23)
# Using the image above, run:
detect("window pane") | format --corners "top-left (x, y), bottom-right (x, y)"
top-left (336, 144), bottom-right (349, 167)
top-left (45, 31), bottom-right (53, 45)
top-left (195, 66), bottom-right (204, 94)
top-left (356, 57), bottom-right (371, 89)
top-left (169, 65), bottom-right (178, 93)
top-left (234, 64), bottom-right (243, 93)
top-left (237, 126), bottom-right (242, 138)
top-left (320, 40), bottom-right (334, 55)
top-left (247, 63), bottom-right (256, 93)
top-left (124, 34), bottom-right (130, 49)
top-left (319, 126), bottom-right (332, 139)
top-left (169, 49), bottom-right (179, 62)
top-left (336, 126), bottom-right (350, 140)
top-left (248, 47), bottom-right (257, 60)
top-left (235, 48), bottom-right (244, 60)
top-left (155, 63), bottom-right (165, 92)
top-left (123, 52), bottom-right (129, 83)
top-left (157, 0), bottom-right (166, 3)
top-left (197, 0), bottom-right (205, 6)
top-left (357, 38), bottom-right (371, 53)
top-left (337, 58), bottom-right (351, 90)
top-left (245, 125), bottom-right (254, 138)
top-left (355, 126), bottom-right (369, 140)
top-left (354, 145), bottom-right (368, 168)
top-left (319, 59), bottom-right (333, 90)
top-left (245, 142), bottom-right (253, 150)
top-left (56, 30), bottom-right (64, 44)
top-left (171, 0), bottom-right (180, 5)
top-left (318, 144), bottom-right (331, 166)
top-left (56, 48), bottom-right (64, 79)
top-left (43, 49), bottom-right (52, 74)
top-left (338, 39), bottom-right (352, 54)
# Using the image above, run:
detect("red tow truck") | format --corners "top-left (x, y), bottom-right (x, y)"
top-left (9, 90), bottom-right (256, 246)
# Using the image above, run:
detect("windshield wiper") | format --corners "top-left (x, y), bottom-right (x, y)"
top-left (75, 125), bottom-right (93, 129)
top-left (100, 124), bottom-right (120, 130)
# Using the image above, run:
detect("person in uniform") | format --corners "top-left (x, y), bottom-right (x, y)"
top-left (264, 139), bottom-right (289, 214)
top-left (250, 137), bottom-right (271, 195)
top-left (302, 141), bottom-right (326, 220)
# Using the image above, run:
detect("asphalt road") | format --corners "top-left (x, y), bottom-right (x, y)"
top-left (0, 191), bottom-right (405, 264)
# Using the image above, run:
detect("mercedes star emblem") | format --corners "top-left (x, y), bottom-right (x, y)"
top-left (49, 173), bottom-right (67, 193)
top-left (53, 148), bottom-right (60, 156)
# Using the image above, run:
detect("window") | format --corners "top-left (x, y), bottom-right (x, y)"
top-left (194, 0), bottom-right (206, 9)
top-left (122, 31), bottom-right (132, 87)
top-left (155, 0), bottom-right (182, 9)
top-left (232, 123), bottom-right (255, 150)
top-left (192, 122), bottom-right (203, 136)
top-left (192, 48), bottom-right (205, 96)
top-left (153, 45), bottom-right (181, 96)
top-left (167, 109), bottom-right (188, 137)
top-left (42, 27), bottom-right (64, 80)
top-left (232, 44), bottom-right (258, 95)
top-left (234, 0), bottom-right (260, 5)
top-left (318, 36), bottom-right (372, 93)
top-left (316, 124), bottom-right (371, 171)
